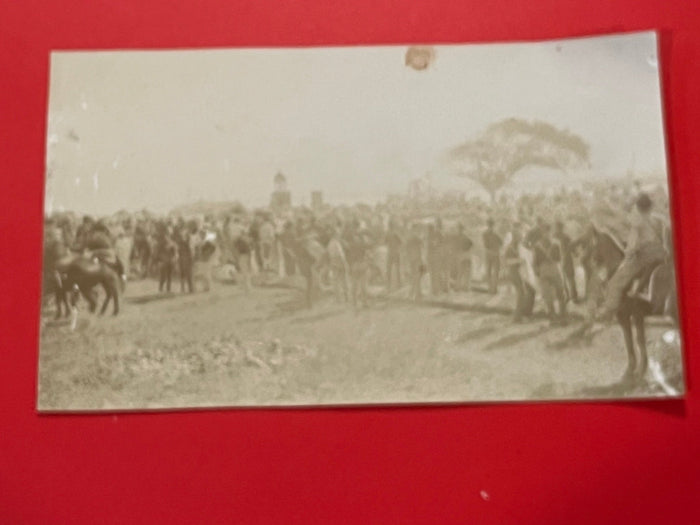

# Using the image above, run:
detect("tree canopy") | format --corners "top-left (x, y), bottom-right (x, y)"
top-left (446, 118), bottom-right (591, 202)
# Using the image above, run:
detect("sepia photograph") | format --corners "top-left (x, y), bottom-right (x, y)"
top-left (38, 31), bottom-right (683, 411)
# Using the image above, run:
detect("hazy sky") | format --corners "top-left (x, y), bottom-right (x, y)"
top-left (45, 31), bottom-right (668, 215)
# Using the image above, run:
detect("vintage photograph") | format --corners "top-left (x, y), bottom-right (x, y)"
top-left (38, 31), bottom-right (683, 410)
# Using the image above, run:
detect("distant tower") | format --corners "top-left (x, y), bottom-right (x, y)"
top-left (274, 172), bottom-right (287, 192)
top-left (311, 191), bottom-right (323, 211)
top-left (270, 172), bottom-right (292, 211)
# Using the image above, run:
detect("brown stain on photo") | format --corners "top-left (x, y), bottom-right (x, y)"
top-left (405, 46), bottom-right (436, 71)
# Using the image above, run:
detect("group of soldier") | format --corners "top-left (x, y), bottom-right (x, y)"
top-left (44, 179), bottom-right (671, 326)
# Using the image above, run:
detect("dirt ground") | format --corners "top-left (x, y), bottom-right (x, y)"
top-left (37, 276), bottom-right (685, 411)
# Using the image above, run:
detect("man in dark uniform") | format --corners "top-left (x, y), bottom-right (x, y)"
top-left (452, 223), bottom-right (473, 292)
top-left (235, 230), bottom-right (253, 294)
top-left (523, 216), bottom-right (546, 251)
top-left (174, 221), bottom-right (194, 293)
top-left (156, 224), bottom-right (177, 293)
top-left (554, 221), bottom-right (578, 303)
top-left (288, 226), bottom-right (317, 308)
top-left (482, 218), bottom-right (503, 294)
top-left (385, 220), bottom-right (402, 292)
top-left (73, 216), bottom-right (95, 251)
top-left (86, 220), bottom-right (114, 250)
top-left (132, 220), bottom-right (152, 278)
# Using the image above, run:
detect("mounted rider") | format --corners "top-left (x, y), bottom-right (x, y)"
top-left (597, 192), bottom-right (668, 320)
top-left (72, 216), bottom-right (126, 286)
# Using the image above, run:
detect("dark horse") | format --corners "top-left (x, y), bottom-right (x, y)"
top-left (62, 256), bottom-right (124, 316)
top-left (583, 225), bottom-right (677, 380)
top-left (47, 241), bottom-right (125, 318)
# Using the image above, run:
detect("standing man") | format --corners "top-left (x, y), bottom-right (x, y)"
top-left (193, 228), bottom-right (217, 292)
top-left (385, 220), bottom-right (403, 292)
top-left (554, 221), bottom-right (578, 303)
top-left (483, 218), bottom-right (503, 294)
top-left (174, 222), bottom-right (194, 293)
top-left (345, 225), bottom-right (370, 310)
top-left (533, 223), bottom-right (568, 325)
top-left (504, 224), bottom-right (535, 322)
top-left (222, 215), bottom-right (244, 265)
top-left (280, 221), bottom-right (297, 277)
top-left (288, 226), bottom-right (316, 308)
top-left (524, 216), bottom-right (546, 250)
top-left (132, 220), bottom-right (151, 278)
top-left (436, 218), bottom-right (449, 294)
top-left (452, 223), bottom-right (473, 292)
top-left (249, 217), bottom-right (262, 274)
top-left (234, 231), bottom-right (252, 294)
top-left (426, 222), bottom-right (444, 296)
top-left (114, 222), bottom-right (133, 283)
top-left (157, 225), bottom-right (177, 293)
top-left (406, 223), bottom-right (424, 301)
top-left (327, 226), bottom-right (350, 303)
top-left (259, 215), bottom-right (275, 271)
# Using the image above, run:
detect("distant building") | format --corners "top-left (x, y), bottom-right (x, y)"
top-left (311, 191), bottom-right (323, 211)
top-left (270, 172), bottom-right (291, 212)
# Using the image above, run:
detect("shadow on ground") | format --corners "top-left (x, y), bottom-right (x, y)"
top-left (127, 293), bottom-right (180, 305)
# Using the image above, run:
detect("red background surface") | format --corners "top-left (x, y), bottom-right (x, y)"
top-left (2, 1), bottom-right (699, 523)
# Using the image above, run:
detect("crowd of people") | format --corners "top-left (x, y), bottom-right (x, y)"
top-left (43, 177), bottom-right (673, 325)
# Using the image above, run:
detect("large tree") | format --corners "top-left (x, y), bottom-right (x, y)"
top-left (446, 118), bottom-right (591, 203)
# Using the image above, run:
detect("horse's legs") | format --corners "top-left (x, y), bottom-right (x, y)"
top-left (81, 287), bottom-right (97, 313)
top-left (617, 309), bottom-right (636, 379)
top-left (100, 286), bottom-right (111, 315)
top-left (52, 272), bottom-right (70, 318)
top-left (61, 289), bottom-right (72, 318)
top-left (112, 285), bottom-right (120, 315)
top-left (54, 286), bottom-right (65, 319)
top-left (633, 312), bottom-right (648, 378)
